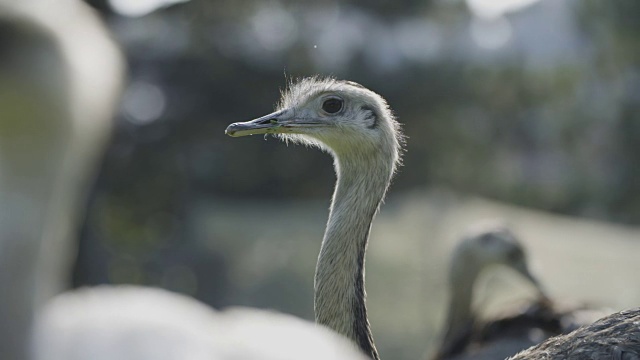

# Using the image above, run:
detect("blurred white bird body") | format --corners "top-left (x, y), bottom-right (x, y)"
top-left (33, 286), bottom-right (367, 360)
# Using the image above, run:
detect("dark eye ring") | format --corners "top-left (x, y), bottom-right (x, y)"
top-left (322, 97), bottom-right (343, 114)
top-left (479, 234), bottom-right (494, 244)
top-left (507, 247), bottom-right (523, 262)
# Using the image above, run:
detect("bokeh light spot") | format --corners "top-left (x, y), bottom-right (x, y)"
top-left (122, 81), bottom-right (166, 125)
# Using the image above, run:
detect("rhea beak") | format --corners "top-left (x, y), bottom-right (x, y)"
top-left (225, 110), bottom-right (287, 137)
top-left (226, 109), bottom-right (326, 137)
top-left (517, 264), bottom-right (551, 303)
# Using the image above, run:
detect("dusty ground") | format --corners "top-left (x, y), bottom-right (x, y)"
top-left (197, 188), bottom-right (640, 359)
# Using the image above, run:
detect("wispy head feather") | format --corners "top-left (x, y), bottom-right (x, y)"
top-left (275, 76), bottom-right (404, 174)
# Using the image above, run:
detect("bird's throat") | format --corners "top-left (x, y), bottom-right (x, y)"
top-left (314, 156), bottom-right (392, 360)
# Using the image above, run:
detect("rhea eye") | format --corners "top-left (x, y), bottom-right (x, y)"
top-left (322, 98), bottom-right (343, 114)
top-left (479, 234), bottom-right (495, 244)
top-left (507, 248), bottom-right (523, 262)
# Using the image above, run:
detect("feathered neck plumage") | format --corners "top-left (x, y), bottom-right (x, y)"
top-left (314, 148), bottom-right (396, 360)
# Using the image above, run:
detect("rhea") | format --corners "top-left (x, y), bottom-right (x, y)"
top-left (435, 223), bottom-right (546, 360)
top-left (434, 223), bottom-right (602, 360)
top-left (226, 77), bottom-right (640, 359)
top-left (227, 77), bottom-right (402, 359)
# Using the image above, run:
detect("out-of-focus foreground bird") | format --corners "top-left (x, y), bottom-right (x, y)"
top-left (0, 1), bottom-right (122, 358)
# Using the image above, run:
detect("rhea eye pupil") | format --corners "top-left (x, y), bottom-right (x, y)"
top-left (508, 248), bottom-right (522, 262)
top-left (480, 234), bottom-right (494, 244)
top-left (322, 98), bottom-right (343, 114)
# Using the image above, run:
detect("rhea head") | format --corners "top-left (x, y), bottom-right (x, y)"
top-left (226, 77), bottom-right (403, 174)
top-left (454, 222), bottom-right (545, 296)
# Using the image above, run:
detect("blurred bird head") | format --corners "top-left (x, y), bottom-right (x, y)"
top-left (453, 222), bottom-right (547, 299)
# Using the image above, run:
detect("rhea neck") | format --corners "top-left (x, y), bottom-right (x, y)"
top-left (314, 145), bottom-right (395, 360)
top-left (437, 254), bottom-right (481, 358)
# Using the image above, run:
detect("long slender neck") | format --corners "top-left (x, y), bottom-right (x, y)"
top-left (314, 153), bottom-right (393, 360)
top-left (437, 256), bottom-right (480, 358)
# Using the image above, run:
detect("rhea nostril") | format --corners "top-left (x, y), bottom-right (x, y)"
top-left (256, 118), bottom-right (278, 125)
